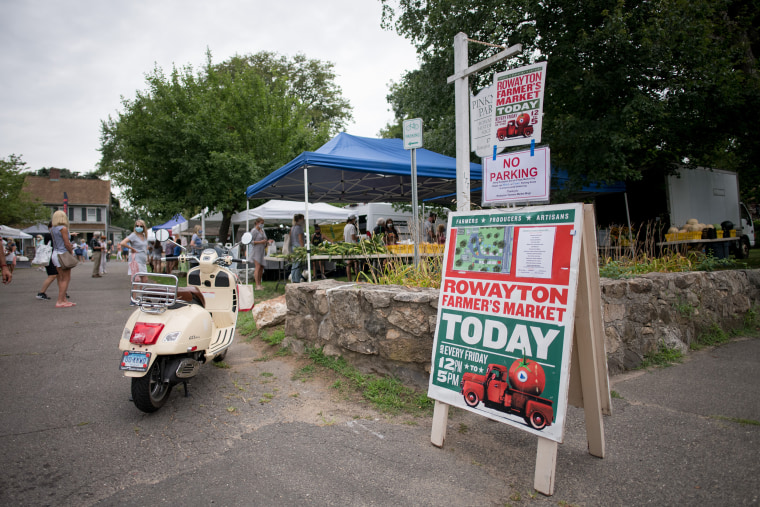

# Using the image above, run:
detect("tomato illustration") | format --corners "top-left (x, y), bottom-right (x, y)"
top-left (516, 113), bottom-right (531, 127)
top-left (508, 357), bottom-right (546, 396)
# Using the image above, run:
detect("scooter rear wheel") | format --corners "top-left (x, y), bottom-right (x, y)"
top-left (131, 361), bottom-right (172, 413)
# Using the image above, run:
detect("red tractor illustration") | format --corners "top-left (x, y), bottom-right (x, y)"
top-left (460, 359), bottom-right (554, 431)
top-left (496, 113), bottom-right (534, 140)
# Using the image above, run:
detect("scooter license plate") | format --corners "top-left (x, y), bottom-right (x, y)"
top-left (120, 351), bottom-right (151, 372)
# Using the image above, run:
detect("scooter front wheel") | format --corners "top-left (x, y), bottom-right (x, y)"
top-left (131, 361), bottom-right (172, 413)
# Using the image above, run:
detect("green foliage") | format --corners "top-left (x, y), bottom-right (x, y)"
top-left (691, 323), bottom-right (730, 350)
top-left (0, 154), bottom-right (50, 226)
top-left (599, 252), bottom-right (739, 279)
top-left (305, 346), bottom-right (433, 415)
top-left (261, 328), bottom-right (285, 346)
top-left (98, 50), bottom-right (352, 240)
top-left (380, 0), bottom-right (760, 191)
top-left (360, 255), bottom-right (443, 288)
top-left (637, 343), bottom-right (683, 369)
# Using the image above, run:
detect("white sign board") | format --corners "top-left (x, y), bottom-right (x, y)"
top-left (482, 146), bottom-right (551, 206)
top-left (470, 85), bottom-right (494, 158)
top-left (490, 62), bottom-right (547, 150)
top-left (403, 118), bottom-right (423, 150)
top-left (428, 204), bottom-right (584, 443)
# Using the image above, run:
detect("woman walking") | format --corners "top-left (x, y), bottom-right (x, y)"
top-left (249, 218), bottom-right (271, 290)
top-left (50, 210), bottom-right (76, 308)
top-left (120, 219), bottom-right (149, 285)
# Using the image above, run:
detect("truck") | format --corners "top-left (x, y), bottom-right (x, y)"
top-left (666, 167), bottom-right (755, 258)
top-left (496, 113), bottom-right (534, 140)
top-left (460, 363), bottom-right (554, 431)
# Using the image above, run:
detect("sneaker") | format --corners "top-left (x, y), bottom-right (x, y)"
top-left (36, 292), bottom-right (51, 300)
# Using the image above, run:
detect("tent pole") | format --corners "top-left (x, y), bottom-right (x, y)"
top-left (245, 199), bottom-right (249, 285)
top-left (304, 168), bottom-right (311, 283)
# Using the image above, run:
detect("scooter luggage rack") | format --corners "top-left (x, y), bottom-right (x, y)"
top-left (130, 273), bottom-right (179, 314)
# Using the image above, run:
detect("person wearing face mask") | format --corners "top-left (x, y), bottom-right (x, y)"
top-left (119, 219), bottom-right (149, 285)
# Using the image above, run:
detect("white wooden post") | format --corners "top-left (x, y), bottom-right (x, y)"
top-left (454, 32), bottom-right (471, 212)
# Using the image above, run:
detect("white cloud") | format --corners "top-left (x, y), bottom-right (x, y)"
top-left (0, 0), bottom-right (419, 172)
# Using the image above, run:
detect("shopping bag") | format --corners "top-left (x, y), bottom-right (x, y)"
top-left (33, 243), bottom-right (52, 265)
top-left (237, 284), bottom-right (254, 312)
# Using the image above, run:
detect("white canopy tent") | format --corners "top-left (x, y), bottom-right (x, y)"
top-left (233, 200), bottom-right (352, 224)
top-left (0, 225), bottom-right (33, 239)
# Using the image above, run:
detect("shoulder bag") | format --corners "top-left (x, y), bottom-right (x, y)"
top-left (58, 250), bottom-right (79, 269)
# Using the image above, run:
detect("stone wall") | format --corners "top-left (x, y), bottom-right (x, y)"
top-left (284, 270), bottom-right (760, 386)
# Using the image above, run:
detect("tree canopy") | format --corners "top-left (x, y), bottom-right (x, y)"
top-left (98, 51), bottom-right (353, 239)
top-left (380, 0), bottom-right (760, 197)
top-left (0, 154), bottom-right (50, 226)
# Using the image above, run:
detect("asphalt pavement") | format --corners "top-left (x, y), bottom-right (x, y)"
top-left (0, 262), bottom-right (758, 506)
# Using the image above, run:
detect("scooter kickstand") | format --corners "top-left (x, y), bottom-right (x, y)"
top-left (182, 380), bottom-right (190, 397)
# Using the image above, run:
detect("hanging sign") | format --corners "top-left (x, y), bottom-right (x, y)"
top-left (470, 85), bottom-right (494, 158)
top-left (428, 203), bottom-right (583, 443)
top-left (490, 61), bottom-right (547, 150)
top-left (482, 146), bottom-right (551, 206)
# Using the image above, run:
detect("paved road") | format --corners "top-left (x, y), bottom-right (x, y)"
top-left (1, 263), bottom-right (758, 506)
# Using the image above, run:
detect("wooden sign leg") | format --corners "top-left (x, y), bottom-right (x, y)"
top-left (534, 437), bottom-right (558, 495)
top-left (575, 205), bottom-right (607, 458)
top-left (430, 400), bottom-right (449, 447)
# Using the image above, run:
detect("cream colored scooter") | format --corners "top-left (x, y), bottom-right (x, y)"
top-left (118, 229), bottom-right (253, 413)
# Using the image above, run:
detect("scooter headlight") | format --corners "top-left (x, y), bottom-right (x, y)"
top-left (163, 331), bottom-right (181, 343)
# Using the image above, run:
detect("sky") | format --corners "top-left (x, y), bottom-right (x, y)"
top-left (0, 0), bottom-right (419, 174)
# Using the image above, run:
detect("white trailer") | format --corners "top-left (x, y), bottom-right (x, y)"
top-left (343, 203), bottom-right (447, 242)
top-left (666, 167), bottom-right (755, 257)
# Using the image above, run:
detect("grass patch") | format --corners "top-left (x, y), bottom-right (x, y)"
top-left (261, 328), bottom-right (285, 346)
top-left (691, 323), bottom-right (730, 350)
top-left (610, 390), bottom-right (623, 399)
top-left (710, 415), bottom-right (760, 426)
top-left (301, 346), bottom-right (433, 416)
top-left (637, 344), bottom-right (683, 369)
top-left (213, 361), bottom-right (231, 369)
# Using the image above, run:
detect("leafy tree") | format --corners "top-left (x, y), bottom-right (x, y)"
top-left (98, 50), bottom-right (352, 240)
top-left (0, 154), bottom-right (50, 226)
top-left (380, 0), bottom-right (760, 196)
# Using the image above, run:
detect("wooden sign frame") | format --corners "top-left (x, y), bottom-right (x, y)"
top-left (429, 204), bottom-right (609, 496)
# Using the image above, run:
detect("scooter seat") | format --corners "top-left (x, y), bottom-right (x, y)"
top-left (176, 286), bottom-right (206, 307)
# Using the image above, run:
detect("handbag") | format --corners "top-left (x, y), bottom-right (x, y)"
top-left (58, 250), bottom-right (79, 269)
top-left (33, 242), bottom-right (53, 265)
top-left (237, 284), bottom-right (254, 312)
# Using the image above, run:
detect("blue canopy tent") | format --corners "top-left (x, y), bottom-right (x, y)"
top-left (245, 132), bottom-right (482, 282)
top-left (424, 168), bottom-right (626, 203)
top-left (245, 133), bottom-right (482, 203)
top-left (151, 214), bottom-right (187, 231)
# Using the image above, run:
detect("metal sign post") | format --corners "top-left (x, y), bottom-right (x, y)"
top-left (403, 118), bottom-right (423, 266)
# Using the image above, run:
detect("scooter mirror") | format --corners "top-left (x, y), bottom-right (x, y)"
top-left (155, 229), bottom-right (169, 242)
top-left (241, 232), bottom-right (253, 245)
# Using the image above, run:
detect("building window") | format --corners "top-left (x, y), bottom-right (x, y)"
top-left (88, 208), bottom-right (97, 222)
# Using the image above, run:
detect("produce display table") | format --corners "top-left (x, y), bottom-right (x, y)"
top-left (264, 252), bottom-right (443, 288)
top-left (657, 237), bottom-right (738, 259)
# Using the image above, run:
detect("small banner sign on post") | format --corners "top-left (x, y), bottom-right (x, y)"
top-left (470, 85), bottom-right (494, 158)
top-left (482, 146), bottom-right (551, 207)
top-left (490, 61), bottom-right (547, 151)
top-left (428, 203), bottom-right (583, 444)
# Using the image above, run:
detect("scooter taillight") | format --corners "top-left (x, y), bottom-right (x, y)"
top-left (130, 323), bottom-right (165, 345)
